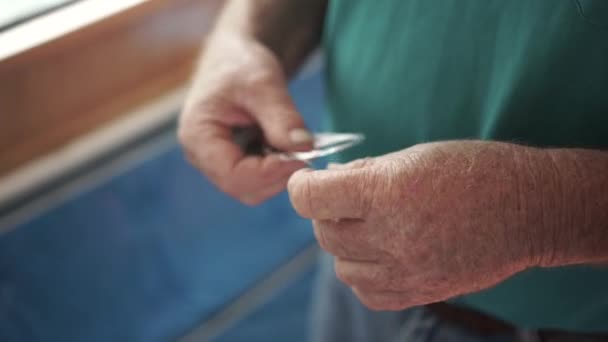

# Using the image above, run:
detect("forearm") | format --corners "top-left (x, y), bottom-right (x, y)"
top-left (212, 0), bottom-right (327, 76)
top-left (525, 146), bottom-right (608, 267)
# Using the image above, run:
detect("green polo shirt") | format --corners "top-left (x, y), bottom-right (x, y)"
top-left (323, 0), bottom-right (608, 333)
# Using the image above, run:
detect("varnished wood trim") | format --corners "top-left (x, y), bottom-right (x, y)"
top-left (0, 0), bottom-right (222, 178)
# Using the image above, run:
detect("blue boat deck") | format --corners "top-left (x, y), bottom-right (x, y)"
top-left (0, 72), bottom-right (325, 342)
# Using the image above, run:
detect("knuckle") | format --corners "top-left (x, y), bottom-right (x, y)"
top-left (391, 296), bottom-right (413, 311)
top-left (240, 195), bottom-right (262, 206)
top-left (334, 261), bottom-right (389, 291)
top-left (381, 301), bottom-right (406, 311)
top-left (244, 68), bottom-right (280, 88)
top-left (181, 149), bottom-right (198, 167)
top-left (334, 262), bottom-right (354, 286)
top-left (177, 132), bottom-right (208, 176)
top-left (357, 293), bottom-right (386, 311)
top-left (221, 180), bottom-right (248, 198)
top-left (259, 166), bottom-right (276, 180)
top-left (361, 300), bottom-right (383, 311)
top-left (365, 267), bottom-right (385, 289)
top-left (185, 98), bottom-right (215, 120)
top-left (362, 272), bottom-right (384, 291)
top-left (177, 123), bottom-right (194, 148)
top-left (358, 170), bottom-right (387, 217)
top-left (359, 293), bottom-right (405, 312)
top-left (378, 266), bottom-right (403, 292)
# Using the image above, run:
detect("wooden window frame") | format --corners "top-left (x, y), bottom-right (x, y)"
top-left (0, 0), bottom-right (221, 206)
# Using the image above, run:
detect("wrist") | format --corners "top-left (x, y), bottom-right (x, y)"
top-left (509, 145), bottom-right (564, 268)
top-left (515, 146), bottom-right (608, 268)
top-left (207, 0), bottom-right (325, 77)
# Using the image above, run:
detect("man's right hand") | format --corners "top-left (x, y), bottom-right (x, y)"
top-left (178, 32), bottom-right (313, 205)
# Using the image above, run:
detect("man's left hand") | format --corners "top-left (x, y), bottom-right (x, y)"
top-left (287, 141), bottom-right (554, 310)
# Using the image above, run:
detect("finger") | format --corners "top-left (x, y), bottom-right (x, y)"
top-left (327, 157), bottom-right (376, 170)
top-left (326, 162), bottom-right (342, 170)
top-left (243, 75), bottom-right (313, 152)
top-left (259, 154), bottom-right (308, 178)
top-left (179, 118), bottom-right (243, 191)
top-left (241, 181), bottom-right (286, 205)
top-left (350, 270), bottom-right (456, 309)
top-left (181, 120), bottom-right (303, 197)
top-left (313, 219), bottom-right (389, 261)
top-left (351, 287), bottom-right (412, 311)
top-left (334, 258), bottom-right (402, 291)
top-left (287, 168), bottom-right (374, 219)
top-left (226, 153), bottom-right (305, 195)
top-left (240, 163), bottom-right (305, 205)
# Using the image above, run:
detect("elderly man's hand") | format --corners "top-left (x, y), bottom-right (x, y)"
top-left (288, 141), bottom-right (557, 310)
top-left (179, 32), bottom-right (312, 205)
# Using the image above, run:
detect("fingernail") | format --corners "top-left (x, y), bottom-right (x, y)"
top-left (289, 128), bottom-right (314, 145)
top-left (277, 154), bottom-right (297, 161)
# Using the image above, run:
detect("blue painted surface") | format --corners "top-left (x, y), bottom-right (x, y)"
top-left (0, 73), bottom-right (324, 342)
top-left (215, 268), bottom-right (317, 342)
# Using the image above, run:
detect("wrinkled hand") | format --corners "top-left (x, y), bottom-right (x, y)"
top-left (179, 32), bottom-right (312, 205)
top-left (288, 141), bottom-right (552, 310)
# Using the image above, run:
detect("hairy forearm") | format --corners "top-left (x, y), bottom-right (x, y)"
top-left (212, 0), bottom-right (327, 76)
top-left (525, 146), bottom-right (608, 267)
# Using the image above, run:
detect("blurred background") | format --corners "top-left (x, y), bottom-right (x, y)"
top-left (0, 0), bottom-right (324, 340)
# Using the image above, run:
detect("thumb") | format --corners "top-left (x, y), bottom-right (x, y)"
top-left (244, 78), bottom-right (314, 152)
top-left (328, 158), bottom-right (375, 170)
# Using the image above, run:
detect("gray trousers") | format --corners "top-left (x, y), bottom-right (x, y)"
top-left (310, 252), bottom-right (604, 342)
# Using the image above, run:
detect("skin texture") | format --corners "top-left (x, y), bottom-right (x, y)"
top-left (181, 0), bottom-right (608, 312)
top-left (287, 141), bottom-right (608, 311)
top-left (178, 0), bottom-right (326, 205)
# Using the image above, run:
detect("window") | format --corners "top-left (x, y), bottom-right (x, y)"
top-left (0, 0), bottom-right (78, 31)
top-left (0, 0), bottom-right (221, 203)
